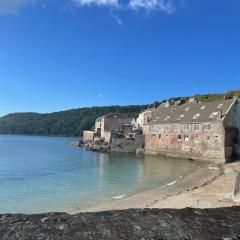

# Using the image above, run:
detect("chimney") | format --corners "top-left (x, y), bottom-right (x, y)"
top-left (218, 109), bottom-right (223, 119)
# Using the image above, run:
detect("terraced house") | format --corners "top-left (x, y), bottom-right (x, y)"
top-left (143, 98), bottom-right (240, 163)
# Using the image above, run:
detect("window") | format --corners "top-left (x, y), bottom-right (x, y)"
top-left (193, 124), bottom-right (201, 131)
top-left (177, 135), bottom-right (182, 141)
top-left (184, 124), bottom-right (190, 131)
top-left (194, 135), bottom-right (200, 142)
top-left (158, 125), bottom-right (164, 133)
top-left (201, 106), bottom-right (206, 110)
top-left (213, 135), bottom-right (219, 141)
top-left (159, 134), bottom-right (161, 139)
top-left (204, 123), bottom-right (212, 131)
top-left (192, 113), bottom-right (200, 120)
top-left (184, 135), bottom-right (189, 141)
top-left (164, 116), bottom-right (170, 121)
top-left (177, 114), bottom-right (184, 121)
top-left (165, 125), bottom-right (170, 131)
top-left (174, 124), bottom-right (179, 131)
top-left (209, 112), bottom-right (218, 119)
top-left (185, 107), bottom-right (190, 111)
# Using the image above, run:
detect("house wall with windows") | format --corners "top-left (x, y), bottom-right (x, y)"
top-left (144, 121), bottom-right (225, 162)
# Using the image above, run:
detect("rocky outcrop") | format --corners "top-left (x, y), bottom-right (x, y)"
top-left (79, 136), bottom-right (144, 153)
top-left (80, 140), bottom-right (110, 152)
top-left (1, 207), bottom-right (240, 239)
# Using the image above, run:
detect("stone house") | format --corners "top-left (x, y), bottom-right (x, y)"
top-left (93, 113), bottom-right (135, 142)
top-left (143, 98), bottom-right (240, 163)
top-left (137, 108), bottom-right (155, 128)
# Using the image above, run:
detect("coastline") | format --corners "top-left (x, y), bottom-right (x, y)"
top-left (67, 160), bottom-right (240, 214)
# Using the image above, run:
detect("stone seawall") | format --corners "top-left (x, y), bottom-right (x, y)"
top-left (1, 207), bottom-right (240, 239)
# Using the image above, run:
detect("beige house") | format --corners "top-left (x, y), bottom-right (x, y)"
top-left (137, 108), bottom-right (155, 128)
top-left (143, 98), bottom-right (240, 163)
top-left (84, 113), bottom-right (135, 143)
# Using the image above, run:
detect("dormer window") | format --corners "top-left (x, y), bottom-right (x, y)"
top-left (177, 114), bottom-right (184, 121)
top-left (164, 116), bottom-right (170, 121)
top-left (192, 113), bottom-right (200, 120)
top-left (209, 112), bottom-right (218, 119)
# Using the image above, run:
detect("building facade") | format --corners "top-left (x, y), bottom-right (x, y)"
top-left (83, 113), bottom-right (135, 143)
top-left (137, 108), bottom-right (155, 128)
top-left (144, 98), bottom-right (240, 163)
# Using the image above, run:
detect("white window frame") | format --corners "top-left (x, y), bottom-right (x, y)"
top-left (213, 134), bottom-right (220, 141)
top-left (174, 124), bottom-right (179, 131)
top-left (204, 123), bottom-right (212, 131)
top-left (193, 123), bottom-right (201, 131)
top-left (184, 124), bottom-right (190, 131)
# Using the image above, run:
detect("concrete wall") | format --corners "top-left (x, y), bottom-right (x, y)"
top-left (144, 122), bottom-right (225, 162)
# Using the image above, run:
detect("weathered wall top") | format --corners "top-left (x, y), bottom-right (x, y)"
top-left (1, 207), bottom-right (240, 240)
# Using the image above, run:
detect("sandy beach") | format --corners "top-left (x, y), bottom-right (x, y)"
top-left (69, 160), bottom-right (240, 213)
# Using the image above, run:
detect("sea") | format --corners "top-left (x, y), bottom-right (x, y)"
top-left (0, 135), bottom-right (201, 213)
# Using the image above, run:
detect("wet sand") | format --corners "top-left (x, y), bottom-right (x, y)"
top-left (68, 161), bottom-right (240, 213)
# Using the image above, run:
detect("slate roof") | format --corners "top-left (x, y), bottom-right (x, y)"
top-left (148, 98), bottom-right (237, 125)
top-left (96, 113), bottom-right (130, 122)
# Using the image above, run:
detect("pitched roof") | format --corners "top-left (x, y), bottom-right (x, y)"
top-left (148, 98), bottom-right (237, 125)
top-left (105, 113), bottom-right (130, 119)
top-left (96, 112), bottom-right (131, 122)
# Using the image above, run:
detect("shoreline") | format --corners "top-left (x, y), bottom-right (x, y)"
top-left (66, 160), bottom-right (240, 214)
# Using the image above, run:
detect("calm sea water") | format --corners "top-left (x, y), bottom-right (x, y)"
top-left (0, 135), bottom-right (201, 214)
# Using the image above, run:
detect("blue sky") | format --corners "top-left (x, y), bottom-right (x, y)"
top-left (0, 0), bottom-right (239, 116)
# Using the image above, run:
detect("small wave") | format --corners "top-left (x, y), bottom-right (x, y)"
top-left (167, 181), bottom-right (177, 186)
top-left (112, 194), bottom-right (126, 200)
top-left (208, 166), bottom-right (219, 170)
top-left (166, 176), bottom-right (184, 187)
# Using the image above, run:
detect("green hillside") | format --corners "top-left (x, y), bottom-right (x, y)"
top-left (0, 105), bottom-right (146, 136)
top-left (0, 90), bottom-right (239, 137)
